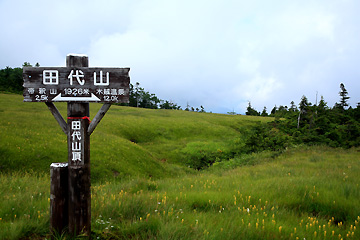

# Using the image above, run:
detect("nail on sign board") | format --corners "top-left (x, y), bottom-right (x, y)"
top-left (23, 67), bottom-right (130, 103)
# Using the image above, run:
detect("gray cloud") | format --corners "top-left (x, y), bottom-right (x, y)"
top-left (1, 0), bottom-right (359, 113)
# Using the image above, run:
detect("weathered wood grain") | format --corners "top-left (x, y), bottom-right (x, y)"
top-left (50, 163), bottom-right (68, 236)
top-left (23, 66), bottom-right (130, 103)
top-left (67, 55), bottom-right (91, 237)
top-left (33, 54), bottom-right (128, 238)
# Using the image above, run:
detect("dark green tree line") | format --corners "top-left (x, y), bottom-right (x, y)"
top-left (243, 83), bottom-right (360, 150)
top-left (0, 64), bottom-right (207, 111)
top-left (0, 62), bottom-right (40, 93)
top-left (127, 82), bottom-right (182, 110)
top-left (0, 67), bottom-right (23, 93)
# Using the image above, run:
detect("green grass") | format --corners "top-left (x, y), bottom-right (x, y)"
top-left (1, 147), bottom-right (359, 239)
top-left (0, 172), bottom-right (49, 239)
top-left (1, 93), bottom-right (360, 239)
top-left (0, 93), bottom-right (269, 181)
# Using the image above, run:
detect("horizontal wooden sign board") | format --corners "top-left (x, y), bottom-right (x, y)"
top-left (23, 67), bottom-right (130, 103)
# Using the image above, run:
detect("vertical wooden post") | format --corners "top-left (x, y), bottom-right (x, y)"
top-left (50, 163), bottom-right (69, 236)
top-left (67, 55), bottom-right (91, 236)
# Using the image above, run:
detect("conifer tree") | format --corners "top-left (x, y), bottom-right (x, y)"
top-left (298, 95), bottom-right (311, 129)
top-left (261, 106), bottom-right (268, 116)
top-left (289, 101), bottom-right (297, 112)
top-left (246, 102), bottom-right (259, 116)
top-left (339, 83), bottom-right (350, 110)
top-left (270, 106), bottom-right (277, 115)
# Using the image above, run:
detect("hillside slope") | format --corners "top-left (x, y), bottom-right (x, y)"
top-left (0, 93), bottom-right (269, 182)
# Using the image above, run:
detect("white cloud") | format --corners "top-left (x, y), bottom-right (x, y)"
top-left (1, 0), bottom-right (360, 113)
top-left (233, 74), bottom-right (283, 110)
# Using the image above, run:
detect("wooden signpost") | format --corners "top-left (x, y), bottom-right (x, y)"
top-left (23, 54), bottom-right (130, 237)
top-left (23, 68), bottom-right (129, 103)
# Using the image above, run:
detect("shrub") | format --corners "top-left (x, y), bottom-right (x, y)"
top-left (180, 141), bottom-right (232, 170)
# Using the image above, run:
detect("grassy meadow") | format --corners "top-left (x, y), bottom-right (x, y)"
top-left (0, 93), bottom-right (360, 239)
top-left (0, 93), bottom-right (269, 181)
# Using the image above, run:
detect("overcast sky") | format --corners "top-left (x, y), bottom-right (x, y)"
top-left (1, 0), bottom-right (359, 113)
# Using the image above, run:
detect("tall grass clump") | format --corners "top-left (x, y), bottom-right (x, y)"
top-left (0, 172), bottom-right (49, 240)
